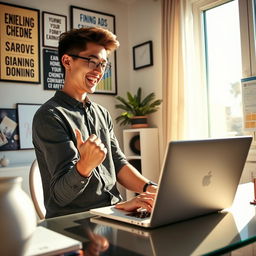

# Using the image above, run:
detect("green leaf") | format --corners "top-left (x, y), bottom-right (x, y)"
top-left (149, 99), bottom-right (162, 108)
top-left (115, 104), bottom-right (131, 111)
top-left (116, 97), bottom-right (133, 111)
top-left (136, 87), bottom-right (142, 104)
top-left (141, 92), bottom-right (155, 106)
top-left (127, 92), bottom-right (134, 104)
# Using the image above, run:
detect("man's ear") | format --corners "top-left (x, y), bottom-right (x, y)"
top-left (62, 54), bottom-right (71, 70)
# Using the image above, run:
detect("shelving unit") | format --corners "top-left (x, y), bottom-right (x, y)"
top-left (123, 128), bottom-right (160, 199)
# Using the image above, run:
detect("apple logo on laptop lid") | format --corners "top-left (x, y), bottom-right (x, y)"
top-left (202, 171), bottom-right (212, 186)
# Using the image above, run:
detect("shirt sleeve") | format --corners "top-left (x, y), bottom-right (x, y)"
top-left (32, 107), bottom-right (93, 207)
top-left (105, 109), bottom-right (129, 174)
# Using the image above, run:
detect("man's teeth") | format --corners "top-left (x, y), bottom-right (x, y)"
top-left (87, 77), bottom-right (97, 83)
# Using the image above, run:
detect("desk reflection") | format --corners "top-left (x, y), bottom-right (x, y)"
top-left (66, 217), bottom-right (146, 255)
top-left (64, 212), bottom-right (241, 256)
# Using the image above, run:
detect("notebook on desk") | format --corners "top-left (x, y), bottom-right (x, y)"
top-left (25, 226), bottom-right (82, 256)
top-left (90, 136), bottom-right (252, 228)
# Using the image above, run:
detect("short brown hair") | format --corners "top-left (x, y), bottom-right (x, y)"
top-left (58, 27), bottom-right (119, 71)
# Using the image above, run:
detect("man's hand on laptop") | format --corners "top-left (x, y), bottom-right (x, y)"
top-left (114, 192), bottom-right (156, 212)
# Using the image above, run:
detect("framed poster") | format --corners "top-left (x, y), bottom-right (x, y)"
top-left (0, 2), bottom-right (40, 83)
top-left (42, 11), bottom-right (67, 48)
top-left (43, 48), bottom-right (64, 90)
top-left (133, 41), bottom-right (153, 70)
top-left (17, 103), bottom-right (41, 149)
top-left (0, 108), bottom-right (19, 151)
top-left (70, 6), bottom-right (117, 95)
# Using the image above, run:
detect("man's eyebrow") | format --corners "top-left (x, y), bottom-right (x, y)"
top-left (88, 54), bottom-right (107, 62)
top-left (88, 54), bottom-right (99, 59)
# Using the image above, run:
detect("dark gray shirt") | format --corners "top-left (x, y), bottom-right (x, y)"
top-left (32, 91), bottom-right (128, 218)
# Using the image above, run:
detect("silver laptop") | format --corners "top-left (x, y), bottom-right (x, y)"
top-left (90, 136), bottom-right (252, 228)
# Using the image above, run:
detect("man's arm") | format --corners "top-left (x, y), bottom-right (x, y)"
top-left (115, 164), bottom-right (157, 212)
top-left (103, 109), bottom-right (157, 211)
top-left (33, 109), bottom-right (94, 207)
top-left (117, 164), bottom-right (157, 194)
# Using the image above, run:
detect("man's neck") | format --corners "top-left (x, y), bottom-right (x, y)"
top-left (61, 86), bottom-right (87, 102)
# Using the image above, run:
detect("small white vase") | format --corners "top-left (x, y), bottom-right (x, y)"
top-left (0, 177), bottom-right (37, 256)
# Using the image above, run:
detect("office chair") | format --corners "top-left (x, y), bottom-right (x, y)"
top-left (29, 159), bottom-right (46, 220)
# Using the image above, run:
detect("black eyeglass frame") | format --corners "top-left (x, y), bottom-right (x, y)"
top-left (69, 54), bottom-right (111, 71)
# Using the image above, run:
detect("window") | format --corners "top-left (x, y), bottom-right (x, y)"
top-left (203, 0), bottom-right (243, 137)
top-left (186, 0), bottom-right (254, 139)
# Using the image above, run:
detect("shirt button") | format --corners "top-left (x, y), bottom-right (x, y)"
top-left (81, 180), bottom-right (85, 184)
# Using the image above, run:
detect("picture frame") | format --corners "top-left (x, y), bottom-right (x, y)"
top-left (0, 108), bottom-right (19, 151)
top-left (133, 41), bottom-right (153, 70)
top-left (70, 5), bottom-right (117, 95)
top-left (0, 2), bottom-right (40, 84)
top-left (42, 11), bottom-right (67, 48)
top-left (17, 103), bottom-right (41, 150)
top-left (43, 48), bottom-right (64, 90)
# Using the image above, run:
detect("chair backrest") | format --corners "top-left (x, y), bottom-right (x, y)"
top-left (29, 159), bottom-right (46, 220)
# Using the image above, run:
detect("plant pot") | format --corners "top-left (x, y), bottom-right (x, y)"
top-left (131, 116), bottom-right (149, 128)
top-left (0, 177), bottom-right (37, 256)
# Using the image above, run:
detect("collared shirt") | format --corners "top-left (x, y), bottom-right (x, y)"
top-left (32, 91), bottom-right (128, 218)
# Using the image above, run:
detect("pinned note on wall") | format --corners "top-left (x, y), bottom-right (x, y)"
top-left (241, 76), bottom-right (256, 131)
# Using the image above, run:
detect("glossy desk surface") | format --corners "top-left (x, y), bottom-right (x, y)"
top-left (40, 183), bottom-right (256, 256)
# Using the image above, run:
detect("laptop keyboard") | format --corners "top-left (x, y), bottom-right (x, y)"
top-left (126, 211), bottom-right (151, 219)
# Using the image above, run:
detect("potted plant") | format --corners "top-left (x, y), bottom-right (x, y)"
top-left (115, 87), bottom-right (162, 128)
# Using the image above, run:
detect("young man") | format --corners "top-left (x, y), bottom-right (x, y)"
top-left (32, 27), bottom-right (157, 218)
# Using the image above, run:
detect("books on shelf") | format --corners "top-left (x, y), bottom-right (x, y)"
top-left (25, 226), bottom-right (82, 256)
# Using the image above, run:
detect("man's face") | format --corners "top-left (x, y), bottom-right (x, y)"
top-left (64, 42), bottom-right (108, 94)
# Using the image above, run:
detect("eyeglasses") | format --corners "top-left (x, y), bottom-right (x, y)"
top-left (69, 54), bottom-right (111, 72)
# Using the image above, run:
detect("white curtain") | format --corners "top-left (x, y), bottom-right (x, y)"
top-left (161, 0), bottom-right (185, 148)
top-left (182, 0), bottom-right (209, 139)
top-left (161, 0), bottom-right (209, 147)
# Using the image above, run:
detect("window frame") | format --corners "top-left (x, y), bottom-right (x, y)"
top-left (189, 0), bottom-right (254, 137)
top-left (239, 0), bottom-right (256, 77)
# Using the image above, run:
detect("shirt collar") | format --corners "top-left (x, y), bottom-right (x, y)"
top-left (55, 91), bottom-right (92, 109)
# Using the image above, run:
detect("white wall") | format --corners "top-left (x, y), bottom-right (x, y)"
top-left (0, 0), bottom-right (131, 165)
top-left (0, 0), bottom-right (163, 166)
top-left (127, 0), bottom-right (164, 160)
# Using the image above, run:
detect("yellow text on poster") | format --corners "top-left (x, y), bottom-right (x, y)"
top-left (0, 3), bottom-right (39, 83)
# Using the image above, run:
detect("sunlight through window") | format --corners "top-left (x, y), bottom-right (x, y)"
top-left (204, 0), bottom-right (243, 137)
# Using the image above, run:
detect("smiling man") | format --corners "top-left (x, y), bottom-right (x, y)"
top-left (32, 27), bottom-right (157, 218)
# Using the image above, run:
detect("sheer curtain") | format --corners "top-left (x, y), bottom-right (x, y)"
top-left (182, 0), bottom-right (209, 139)
top-left (161, 0), bottom-right (209, 147)
top-left (161, 0), bottom-right (185, 148)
